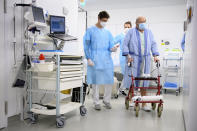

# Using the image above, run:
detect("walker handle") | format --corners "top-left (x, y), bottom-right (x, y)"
top-left (128, 62), bottom-right (132, 67)
top-left (156, 61), bottom-right (160, 68)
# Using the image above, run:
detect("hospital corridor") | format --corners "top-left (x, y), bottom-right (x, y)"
top-left (0, 0), bottom-right (197, 131)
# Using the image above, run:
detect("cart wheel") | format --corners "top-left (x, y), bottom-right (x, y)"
top-left (135, 104), bottom-right (140, 117)
top-left (179, 88), bottom-right (181, 93)
top-left (152, 103), bottom-right (156, 110)
top-left (176, 91), bottom-right (179, 96)
top-left (80, 105), bottom-right (87, 116)
top-left (114, 94), bottom-right (119, 99)
top-left (56, 117), bottom-right (65, 128)
top-left (157, 105), bottom-right (163, 117)
top-left (30, 113), bottom-right (38, 124)
top-left (125, 98), bottom-right (129, 110)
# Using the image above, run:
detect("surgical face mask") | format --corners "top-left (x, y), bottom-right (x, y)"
top-left (138, 23), bottom-right (147, 30)
top-left (124, 28), bottom-right (130, 34)
top-left (100, 21), bottom-right (107, 27)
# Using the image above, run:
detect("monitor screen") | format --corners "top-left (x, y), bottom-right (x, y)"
top-left (50, 16), bottom-right (65, 34)
top-left (32, 6), bottom-right (45, 23)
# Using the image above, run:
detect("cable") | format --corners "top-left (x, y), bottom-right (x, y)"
top-left (40, 91), bottom-right (47, 104)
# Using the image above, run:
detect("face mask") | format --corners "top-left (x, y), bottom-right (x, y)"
top-left (139, 23), bottom-right (147, 30)
top-left (100, 21), bottom-right (107, 27)
top-left (124, 28), bottom-right (130, 34)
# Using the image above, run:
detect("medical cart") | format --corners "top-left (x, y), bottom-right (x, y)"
top-left (163, 52), bottom-right (183, 96)
top-left (27, 53), bottom-right (87, 128)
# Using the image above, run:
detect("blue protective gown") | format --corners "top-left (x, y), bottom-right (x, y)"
top-left (122, 28), bottom-right (159, 88)
top-left (83, 26), bottom-right (114, 85)
top-left (114, 33), bottom-right (126, 74)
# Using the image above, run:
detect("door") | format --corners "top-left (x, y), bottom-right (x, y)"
top-left (4, 0), bottom-right (25, 118)
top-left (0, 0), bottom-right (7, 129)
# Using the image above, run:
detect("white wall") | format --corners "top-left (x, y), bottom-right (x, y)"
top-left (4, 0), bottom-right (25, 118)
top-left (88, 5), bottom-right (186, 47)
top-left (0, 0), bottom-right (7, 128)
top-left (77, 11), bottom-right (87, 56)
top-left (183, 0), bottom-right (197, 130)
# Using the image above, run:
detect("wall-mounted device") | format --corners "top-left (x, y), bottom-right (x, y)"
top-left (24, 6), bottom-right (47, 29)
top-left (31, 6), bottom-right (47, 28)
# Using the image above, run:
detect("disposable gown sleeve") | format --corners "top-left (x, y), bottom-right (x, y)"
top-left (150, 31), bottom-right (159, 56)
top-left (114, 35), bottom-right (122, 44)
top-left (122, 31), bottom-right (131, 56)
top-left (109, 32), bottom-right (115, 50)
top-left (83, 29), bottom-right (91, 59)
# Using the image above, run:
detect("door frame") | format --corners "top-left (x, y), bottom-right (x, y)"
top-left (0, 0), bottom-right (8, 129)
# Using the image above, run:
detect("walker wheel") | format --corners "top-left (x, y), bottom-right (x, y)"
top-left (114, 94), bottom-right (119, 99)
top-left (157, 104), bottom-right (163, 117)
top-left (176, 91), bottom-right (179, 96)
top-left (125, 98), bottom-right (129, 110)
top-left (152, 103), bottom-right (156, 110)
top-left (135, 104), bottom-right (140, 117)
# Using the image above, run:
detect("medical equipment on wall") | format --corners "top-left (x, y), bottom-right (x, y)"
top-left (24, 6), bottom-right (47, 29)
top-left (163, 51), bottom-right (183, 96)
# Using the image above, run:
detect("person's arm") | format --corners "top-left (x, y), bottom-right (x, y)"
top-left (122, 31), bottom-right (131, 56)
top-left (83, 29), bottom-right (95, 66)
top-left (83, 29), bottom-right (91, 59)
top-left (122, 30), bottom-right (133, 63)
top-left (114, 35), bottom-right (122, 45)
top-left (109, 32), bottom-right (119, 52)
top-left (150, 31), bottom-right (160, 62)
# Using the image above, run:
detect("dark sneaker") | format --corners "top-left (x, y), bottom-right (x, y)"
top-left (94, 104), bottom-right (101, 111)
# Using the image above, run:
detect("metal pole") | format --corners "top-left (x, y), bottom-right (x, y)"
top-left (78, 6), bottom-right (88, 30)
top-left (29, 71), bottom-right (32, 110)
top-left (85, 11), bottom-right (87, 30)
top-left (80, 81), bottom-right (83, 105)
top-left (56, 55), bottom-right (60, 117)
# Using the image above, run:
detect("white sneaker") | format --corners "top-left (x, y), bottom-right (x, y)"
top-left (142, 106), bottom-right (151, 112)
top-left (103, 101), bottom-right (112, 109)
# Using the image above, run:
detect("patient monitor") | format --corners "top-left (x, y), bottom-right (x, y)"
top-left (24, 6), bottom-right (47, 29)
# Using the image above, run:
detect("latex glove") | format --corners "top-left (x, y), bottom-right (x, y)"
top-left (87, 59), bottom-right (94, 66)
top-left (154, 56), bottom-right (159, 63)
top-left (127, 54), bottom-right (133, 63)
top-left (111, 44), bottom-right (120, 52)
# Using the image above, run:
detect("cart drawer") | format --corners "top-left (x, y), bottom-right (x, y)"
top-left (60, 71), bottom-right (83, 78)
top-left (36, 71), bottom-right (84, 78)
top-left (34, 76), bottom-right (83, 91)
top-left (60, 65), bottom-right (83, 72)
